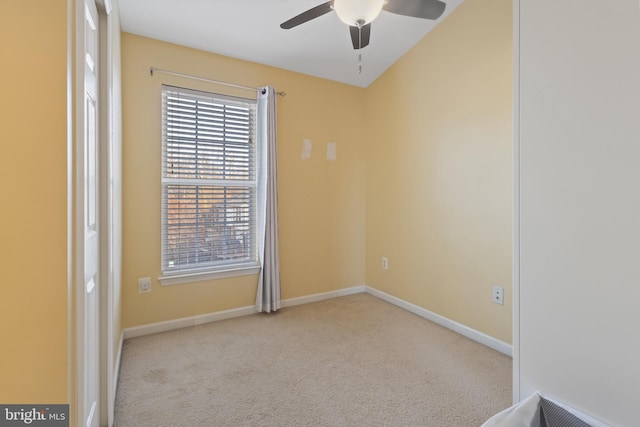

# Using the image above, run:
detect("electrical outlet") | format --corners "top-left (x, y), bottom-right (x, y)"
top-left (381, 257), bottom-right (389, 270)
top-left (138, 277), bottom-right (151, 294)
top-left (492, 285), bottom-right (504, 305)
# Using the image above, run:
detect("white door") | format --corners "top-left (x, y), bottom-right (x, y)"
top-left (82, 1), bottom-right (100, 426)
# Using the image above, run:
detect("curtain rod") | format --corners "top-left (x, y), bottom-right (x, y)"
top-left (149, 67), bottom-right (286, 97)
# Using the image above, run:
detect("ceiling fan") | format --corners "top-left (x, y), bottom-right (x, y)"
top-left (280, 0), bottom-right (447, 50)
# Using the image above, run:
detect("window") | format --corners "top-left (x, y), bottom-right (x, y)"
top-left (160, 85), bottom-right (259, 284)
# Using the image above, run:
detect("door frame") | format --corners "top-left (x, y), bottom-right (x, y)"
top-left (511, 0), bottom-right (521, 405)
top-left (96, 0), bottom-right (119, 425)
top-left (72, 1), bottom-right (121, 425)
top-left (73, 0), bottom-right (103, 425)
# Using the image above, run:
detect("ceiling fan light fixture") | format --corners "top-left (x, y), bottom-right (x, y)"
top-left (333, 0), bottom-right (385, 27)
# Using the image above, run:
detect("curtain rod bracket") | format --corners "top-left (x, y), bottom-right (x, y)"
top-left (149, 66), bottom-right (286, 97)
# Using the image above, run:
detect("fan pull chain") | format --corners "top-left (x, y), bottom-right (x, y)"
top-left (357, 24), bottom-right (363, 74)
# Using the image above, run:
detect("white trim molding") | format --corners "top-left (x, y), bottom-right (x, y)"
top-left (123, 286), bottom-right (366, 339)
top-left (122, 284), bottom-right (511, 359)
top-left (280, 286), bottom-right (366, 308)
top-left (365, 286), bottom-right (513, 357)
top-left (512, 0), bottom-right (521, 405)
top-left (159, 265), bottom-right (260, 286)
top-left (113, 331), bottom-right (124, 398)
top-left (123, 305), bottom-right (258, 339)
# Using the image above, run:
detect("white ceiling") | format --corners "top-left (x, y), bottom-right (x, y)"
top-left (119, 0), bottom-right (463, 88)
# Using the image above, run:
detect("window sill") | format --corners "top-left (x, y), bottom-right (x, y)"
top-left (159, 265), bottom-right (261, 286)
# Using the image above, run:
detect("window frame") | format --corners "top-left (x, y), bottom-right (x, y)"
top-left (158, 85), bottom-right (260, 286)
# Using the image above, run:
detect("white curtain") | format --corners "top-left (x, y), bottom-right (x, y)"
top-left (256, 86), bottom-right (281, 313)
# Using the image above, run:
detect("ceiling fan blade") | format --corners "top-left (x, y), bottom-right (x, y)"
top-left (280, 1), bottom-right (334, 29)
top-left (384, 0), bottom-right (446, 20)
top-left (349, 23), bottom-right (371, 50)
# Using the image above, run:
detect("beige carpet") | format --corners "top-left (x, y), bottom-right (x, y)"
top-left (114, 293), bottom-right (511, 426)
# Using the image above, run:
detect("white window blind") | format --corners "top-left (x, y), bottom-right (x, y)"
top-left (161, 85), bottom-right (258, 280)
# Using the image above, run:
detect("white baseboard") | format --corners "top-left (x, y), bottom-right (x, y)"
top-left (281, 285), bottom-right (366, 308)
top-left (108, 330), bottom-right (124, 427)
top-left (365, 286), bottom-right (513, 357)
top-left (122, 285), bottom-right (366, 339)
top-left (113, 330), bottom-right (124, 393)
top-left (121, 284), bottom-right (511, 357)
top-left (123, 305), bottom-right (257, 339)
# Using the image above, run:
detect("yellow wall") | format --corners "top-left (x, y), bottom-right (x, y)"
top-left (122, 0), bottom-right (513, 343)
top-left (0, 1), bottom-right (69, 402)
top-left (0, 0), bottom-right (511, 414)
top-left (364, 0), bottom-right (513, 343)
top-left (121, 34), bottom-right (366, 327)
